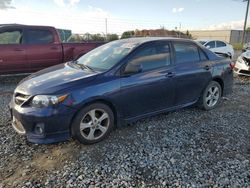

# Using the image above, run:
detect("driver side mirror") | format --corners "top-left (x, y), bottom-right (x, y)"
top-left (206, 45), bottom-right (211, 49)
top-left (123, 63), bottom-right (142, 75)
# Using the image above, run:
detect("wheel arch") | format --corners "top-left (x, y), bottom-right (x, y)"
top-left (212, 77), bottom-right (224, 95)
top-left (69, 98), bottom-right (119, 134)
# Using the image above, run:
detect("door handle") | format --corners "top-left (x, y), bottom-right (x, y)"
top-left (204, 65), bottom-right (211, 70)
top-left (0, 59), bottom-right (3, 63)
top-left (165, 72), bottom-right (175, 78)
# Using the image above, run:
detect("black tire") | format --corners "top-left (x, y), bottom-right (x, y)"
top-left (71, 103), bottom-right (114, 144)
top-left (199, 81), bottom-right (222, 111)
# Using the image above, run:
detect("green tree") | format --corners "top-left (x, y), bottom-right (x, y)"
top-left (67, 34), bottom-right (83, 43)
top-left (82, 33), bottom-right (92, 41)
top-left (121, 31), bottom-right (135, 39)
top-left (107, 34), bottom-right (119, 41)
top-left (91, 34), bottom-right (105, 41)
top-left (186, 30), bottom-right (192, 39)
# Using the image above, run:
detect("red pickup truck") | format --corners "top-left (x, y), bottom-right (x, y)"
top-left (0, 24), bottom-right (104, 75)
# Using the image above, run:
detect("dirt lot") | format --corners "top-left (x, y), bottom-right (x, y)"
top-left (0, 75), bottom-right (249, 188)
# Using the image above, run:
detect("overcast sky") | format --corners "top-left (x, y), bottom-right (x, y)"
top-left (0, 0), bottom-right (249, 34)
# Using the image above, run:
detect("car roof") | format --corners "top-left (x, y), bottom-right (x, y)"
top-left (118, 37), bottom-right (194, 45)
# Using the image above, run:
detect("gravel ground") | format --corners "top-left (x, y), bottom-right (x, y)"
top-left (0, 75), bottom-right (250, 188)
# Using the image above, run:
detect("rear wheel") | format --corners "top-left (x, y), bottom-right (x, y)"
top-left (71, 103), bottom-right (114, 144)
top-left (199, 81), bottom-right (222, 110)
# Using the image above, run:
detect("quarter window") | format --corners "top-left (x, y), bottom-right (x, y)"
top-left (0, 30), bottom-right (22, 44)
top-left (173, 43), bottom-right (200, 64)
top-left (24, 29), bottom-right (53, 44)
top-left (128, 43), bottom-right (171, 72)
top-left (199, 49), bottom-right (208, 61)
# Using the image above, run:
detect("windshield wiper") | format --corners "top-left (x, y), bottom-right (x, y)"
top-left (82, 64), bottom-right (95, 72)
top-left (73, 61), bottom-right (95, 72)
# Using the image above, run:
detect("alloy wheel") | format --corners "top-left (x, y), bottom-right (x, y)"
top-left (205, 86), bottom-right (220, 107)
top-left (79, 109), bottom-right (110, 141)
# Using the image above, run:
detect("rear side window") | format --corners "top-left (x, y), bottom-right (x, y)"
top-left (0, 30), bottom-right (22, 44)
top-left (24, 29), bottom-right (53, 44)
top-left (173, 43), bottom-right (200, 64)
top-left (129, 43), bottom-right (171, 72)
top-left (205, 41), bottom-right (215, 48)
top-left (216, 41), bottom-right (226, 47)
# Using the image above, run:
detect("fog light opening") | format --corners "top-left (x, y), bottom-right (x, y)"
top-left (34, 123), bottom-right (44, 135)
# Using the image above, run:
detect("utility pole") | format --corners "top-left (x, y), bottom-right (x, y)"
top-left (179, 22), bottom-right (182, 38)
top-left (105, 18), bottom-right (108, 40)
top-left (242, 0), bottom-right (250, 44)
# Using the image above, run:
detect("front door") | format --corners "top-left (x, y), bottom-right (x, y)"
top-left (118, 42), bottom-right (175, 119)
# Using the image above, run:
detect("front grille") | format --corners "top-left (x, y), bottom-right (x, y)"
top-left (14, 92), bottom-right (30, 105)
top-left (239, 70), bottom-right (250, 75)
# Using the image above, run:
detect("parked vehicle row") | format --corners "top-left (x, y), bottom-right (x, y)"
top-left (0, 24), bottom-right (104, 75)
top-left (196, 39), bottom-right (234, 59)
top-left (9, 38), bottom-right (234, 144)
top-left (196, 38), bottom-right (250, 76)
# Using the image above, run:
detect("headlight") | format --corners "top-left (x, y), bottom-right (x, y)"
top-left (31, 94), bottom-right (68, 108)
top-left (237, 56), bottom-right (245, 64)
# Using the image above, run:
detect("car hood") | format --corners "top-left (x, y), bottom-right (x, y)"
top-left (15, 63), bottom-right (99, 95)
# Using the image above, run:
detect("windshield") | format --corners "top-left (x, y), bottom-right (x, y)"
top-left (76, 41), bottom-right (138, 71)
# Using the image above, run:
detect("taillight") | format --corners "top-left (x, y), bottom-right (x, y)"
top-left (229, 62), bottom-right (235, 69)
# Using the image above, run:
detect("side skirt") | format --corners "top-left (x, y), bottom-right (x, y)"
top-left (122, 100), bottom-right (198, 125)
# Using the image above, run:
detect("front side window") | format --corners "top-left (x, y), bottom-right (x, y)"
top-left (128, 43), bottom-right (171, 72)
top-left (0, 30), bottom-right (22, 44)
top-left (205, 41), bottom-right (216, 48)
top-left (216, 41), bottom-right (226, 47)
top-left (173, 43), bottom-right (200, 64)
top-left (24, 29), bottom-right (53, 44)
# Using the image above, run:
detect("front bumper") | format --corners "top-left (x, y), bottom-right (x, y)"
top-left (9, 99), bottom-right (77, 144)
top-left (234, 61), bottom-right (250, 76)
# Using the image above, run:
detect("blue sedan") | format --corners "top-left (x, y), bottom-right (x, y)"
top-left (10, 38), bottom-right (234, 144)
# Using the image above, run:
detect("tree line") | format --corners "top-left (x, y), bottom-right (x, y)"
top-left (67, 28), bottom-right (192, 43)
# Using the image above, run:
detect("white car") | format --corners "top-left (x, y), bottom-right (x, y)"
top-left (234, 50), bottom-right (250, 76)
top-left (197, 39), bottom-right (234, 59)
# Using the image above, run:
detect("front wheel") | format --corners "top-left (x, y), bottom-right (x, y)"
top-left (71, 103), bottom-right (114, 144)
top-left (199, 81), bottom-right (222, 110)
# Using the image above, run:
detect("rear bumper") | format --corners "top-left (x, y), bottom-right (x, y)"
top-left (222, 70), bottom-right (234, 96)
top-left (9, 100), bottom-right (77, 144)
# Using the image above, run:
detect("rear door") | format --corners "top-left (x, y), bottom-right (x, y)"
top-left (0, 28), bottom-right (28, 74)
top-left (23, 28), bottom-right (63, 71)
top-left (172, 42), bottom-right (212, 106)
top-left (119, 41), bottom-right (175, 119)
